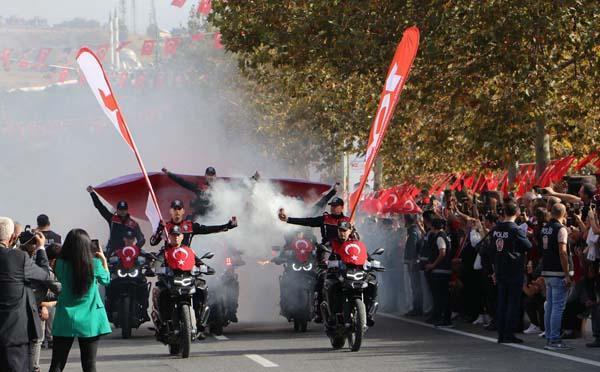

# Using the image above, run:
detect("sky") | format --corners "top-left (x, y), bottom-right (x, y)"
top-left (0, 0), bottom-right (194, 32)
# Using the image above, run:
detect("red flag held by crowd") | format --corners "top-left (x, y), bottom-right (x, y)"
top-left (2, 49), bottom-right (11, 69)
top-left (171, 0), bottom-right (187, 7)
top-left (163, 37), bottom-right (181, 56)
top-left (574, 152), bottom-right (598, 171)
top-left (141, 40), bottom-right (156, 56)
top-left (349, 26), bottom-right (420, 219)
top-left (191, 32), bottom-right (205, 41)
top-left (214, 32), bottom-right (224, 49)
top-left (36, 48), bottom-right (52, 66)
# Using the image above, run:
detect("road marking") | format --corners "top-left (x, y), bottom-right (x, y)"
top-left (213, 334), bottom-right (229, 341)
top-left (379, 313), bottom-right (600, 368)
top-left (245, 354), bottom-right (279, 368)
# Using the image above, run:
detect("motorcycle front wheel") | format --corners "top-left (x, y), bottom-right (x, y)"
top-left (347, 299), bottom-right (366, 352)
top-left (180, 304), bottom-right (193, 358)
top-left (120, 296), bottom-right (132, 339)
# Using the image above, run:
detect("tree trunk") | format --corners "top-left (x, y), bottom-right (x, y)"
top-left (535, 120), bottom-right (551, 178)
top-left (373, 157), bottom-right (383, 191)
top-left (508, 159), bottom-right (518, 189)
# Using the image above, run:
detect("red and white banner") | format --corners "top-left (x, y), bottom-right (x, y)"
top-left (349, 26), bottom-right (420, 219)
top-left (76, 47), bottom-right (164, 227)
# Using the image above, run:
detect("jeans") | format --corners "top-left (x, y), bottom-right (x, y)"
top-left (544, 276), bottom-right (568, 343)
top-left (49, 336), bottom-right (100, 372)
top-left (496, 279), bottom-right (522, 339)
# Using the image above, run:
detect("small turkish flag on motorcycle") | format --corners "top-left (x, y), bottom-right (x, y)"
top-left (116, 245), bottom-right (140, 270)
top-left (334, 240), bottom-right (368, 266)
top-left (165, 246), bottom-right (196, 271)
top-left (291, 239), bottom-right (314, 263)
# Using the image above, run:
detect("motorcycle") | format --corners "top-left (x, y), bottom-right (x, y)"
top-left (273, 239), bottom-right (317, 332)
top-left (107, 246), bottom-right (153, 339)
top-left (321, 246), bottom-right (384, 352)
top-left (207, 253), bottom-right (244, 336)
top-left (152, 251), bottom-right (215, 358)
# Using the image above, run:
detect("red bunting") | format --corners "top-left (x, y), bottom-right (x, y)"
top-left (36, 48), bottom-right (52, 66)
top-left (574, 152), bottom-right (598, 171)
top-left (171, 0), bottom-right (187, 7)
top-left (1, 49), bottom-right (10, 69)
top-left (141, 40), bottom-right (156, 56)
top-left (198, 0), bottom-right (212, 14)
top-left (163, 37), bottom-right (181, 56)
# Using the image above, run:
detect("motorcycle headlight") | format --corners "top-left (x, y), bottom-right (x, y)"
top-left (117, 269), bottom-right (128, 278)
top-left (174, 277), bottom-right (194, 287)
top-left (292, 263), bottom-right (302, 271)
top-left (127, 269), bottom-right (139, 278)
top-left (346, 271), bottom-right (366, 281)
top-left (303, 263), bottom-right (313, 271)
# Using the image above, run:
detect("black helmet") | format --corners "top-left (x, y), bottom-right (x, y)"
top-left (205, 167), bottom-right (216, 176)
top-left (328, 197), bottom-right (344, 207)
top-left (338, 221), bottom-right (353, 231)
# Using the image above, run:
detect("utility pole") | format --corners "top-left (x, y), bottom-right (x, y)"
top-left (149, 0), bottom-right (159, 66)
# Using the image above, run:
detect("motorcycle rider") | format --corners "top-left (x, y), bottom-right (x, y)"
top-left (149, 199), bottom-right (237, 247)
top-left (329, 221), bottom-right (378, 327)
top-left (162, 167), bottom-right (217, 219)
top-left (278, 196), bottom-right (349, 323)
top-left (86, 185), bottom-right (146, 256)
top-left (153, 225), bottom-right (215, 340)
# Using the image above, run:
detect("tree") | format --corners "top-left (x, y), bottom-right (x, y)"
top-left (207, 1), bottom-right (599, 184)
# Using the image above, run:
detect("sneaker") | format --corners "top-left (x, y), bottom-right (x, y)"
top-left (523, 324), bottom-right (542, 335)
top-left (500, 336), bottom-right (523, 344)
top-left (539, 331), bottom-right (546, 338)
top-left (545, 342), bottom-right (573, 351)
top-left (586, 338), bottom-right (600, 348)
top-left (472, 315), bottom-right (486, 325)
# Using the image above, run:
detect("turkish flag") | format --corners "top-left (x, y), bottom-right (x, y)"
top-left (198, 0), bottom-right (212, 14)
top-left (116, 245), bottom-right (140, 270)
top-left (141, 40), bottom-right (156, 56)
top-left (171, 0), bottom-right (186, 7)
top-left (574, 152), bottom-right (598, 171)
top-left (359, 197), bottom-right (383, 215)
top-left (2, 49), bottom-right (11, 70)
top-left (36, 48), bottom-right (52, 65)
top-left (349, 27), bottom-right (420, 218)
top-left (165, 246), bottom-right (196, 271)
top-left (214, 32), bottom-right (224, 49)
top-left (163, 37), bottom-right (181, 56)
top-left (333, 240), bottom-right (368, 266)
top-left (291, 239), bottom-right (314, 263)
top-left (191, 32), bottom-right (205, 41)
top-left (58, 68), bottom-right (69, 83)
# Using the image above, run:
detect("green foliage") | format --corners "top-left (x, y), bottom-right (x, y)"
top-left (205, 1), bottom-right (599, 183)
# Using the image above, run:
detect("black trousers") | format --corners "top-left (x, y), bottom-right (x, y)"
top-left (49, 336), bottom-right (100, 372)
top-left (431, 274), bottom-right (451, 323)
top-left (0, 342), bottom-right (30, 372)
top-left (496, 280), bottom-right (522, 340)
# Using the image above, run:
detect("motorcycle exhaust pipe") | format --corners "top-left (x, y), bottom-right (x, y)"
top-left (201, 306), bottom-right (210, 326)
top-left (369, 302), bottom-right (379, 317)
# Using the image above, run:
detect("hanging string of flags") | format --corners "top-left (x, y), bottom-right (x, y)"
top-left (356, 153), bottom-right (600, 216)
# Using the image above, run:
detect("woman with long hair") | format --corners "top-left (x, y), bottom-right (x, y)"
top-left (49, 229), bottom-right (111, 372)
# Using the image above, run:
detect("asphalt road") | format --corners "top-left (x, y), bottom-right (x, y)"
top-left (38, 312), bottom-right (600, 372)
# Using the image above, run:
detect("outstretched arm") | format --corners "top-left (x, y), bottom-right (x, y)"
top-left (164, 170), bottom-right (201, 193)
top-left (88, 189), bottom-right (114, 223)
top-left (193, 219), bottom-right (236, 235)
top-left (287, 216), bottom-right (324, 228)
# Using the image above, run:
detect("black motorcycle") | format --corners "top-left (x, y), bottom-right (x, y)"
top-left (152, 252), bottom-right (215, 358)
top-left (107, 249), bottom-right (153, 339)
top-left (273, 249), bottom-right (317, 332)
top-left (321, 247), bottom-right (384, 352)
top-left (208, 254), bottom-right (244, 335)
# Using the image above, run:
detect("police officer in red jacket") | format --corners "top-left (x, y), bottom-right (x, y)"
top-left (278, 197), bottom-right (350, 322)
top-left (87, 186), bottom-right (145, 256)
top-left (149, 199), bottom-right (237, 247)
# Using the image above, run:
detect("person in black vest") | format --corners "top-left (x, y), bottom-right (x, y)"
top-left (425, 217), bottom-right (453, 328)
top-left (491, 202), bottom-right (532, 343)
top-left (541, 203), bottom-right (573, 350)
top-left (86, 186), bottom-right (146, 256)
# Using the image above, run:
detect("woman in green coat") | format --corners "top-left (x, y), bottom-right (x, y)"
top-left (49, 229), bottom-right (111, 372)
